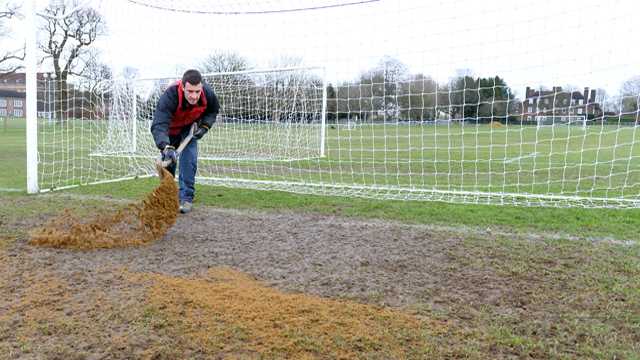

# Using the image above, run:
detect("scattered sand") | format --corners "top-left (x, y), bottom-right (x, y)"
top-left (29, 167), bottom-right (179, 249)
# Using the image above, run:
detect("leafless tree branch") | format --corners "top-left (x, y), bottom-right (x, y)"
top-left (0, 2), bottom-right (23, 73)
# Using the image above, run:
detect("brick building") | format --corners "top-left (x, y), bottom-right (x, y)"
top-left (0, 72), bottom-right (47, 118)
top-left (0, 89), bottom-right (25, 117)
top-left (522, 86), bottom-right (602, 122)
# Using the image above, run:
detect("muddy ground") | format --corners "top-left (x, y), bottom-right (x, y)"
top-left (7, 204), bottom-right (503, 306)
top-left (1, 198), bottom-right (638, 359)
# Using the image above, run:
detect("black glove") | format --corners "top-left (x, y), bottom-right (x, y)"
top-left (161, 145), bottom-right (177, 164)
top-left (193, 124), bottom-right (209, 140)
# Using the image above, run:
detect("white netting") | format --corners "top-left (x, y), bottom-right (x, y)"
top-left (93, 67), bottom-right (326, 161)
top-left (536, 116), bottom-right (586, 128)
top-left (31, 0), bottom-right (640, 208)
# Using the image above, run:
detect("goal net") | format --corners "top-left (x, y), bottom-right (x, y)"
top-left (536, 115), bottom-right (587, 128)
top-left (92, 67), bottom-right (326, 162)
top-left (26, 0), bottom-right (640, 208)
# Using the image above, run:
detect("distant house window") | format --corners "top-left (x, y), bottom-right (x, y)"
top-left (563, 99), bottom-right (568, 105)
top-left (544, 99), bottom-right (549, 105)
top-left (14, 109), bottom-right (23, 117)
top-left (0, 108), bottom-right (6, 116)
top-left (0, 98), bottom-right (6, 107)
top-left (528, 106), bottom-right (533, 113)
top-left (14, 99), bottom-right (23, 108)
top-left (577, 108), bottom-right (583, 114)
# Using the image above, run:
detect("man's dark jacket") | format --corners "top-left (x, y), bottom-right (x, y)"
top-left (151, 81), bottom-right (220, 150)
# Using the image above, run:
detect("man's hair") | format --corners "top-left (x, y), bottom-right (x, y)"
top-left (182, 69), bottom-right (202, 86)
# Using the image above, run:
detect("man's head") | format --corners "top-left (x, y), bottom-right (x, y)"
top-left (181, 69), bottom-right (203, 105)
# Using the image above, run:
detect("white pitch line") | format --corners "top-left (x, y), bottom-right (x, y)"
top-left (0, 187), bottom-right (24, 193)
top-left (504, 152), bottom-right (540, 164)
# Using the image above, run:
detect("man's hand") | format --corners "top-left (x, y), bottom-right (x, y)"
top-left (162, 145), bottom-right (177, 164)
top-left (193, 124), bottom-right (209, 140)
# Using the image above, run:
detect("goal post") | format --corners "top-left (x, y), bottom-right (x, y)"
top-left (91, 66), bottom-right (327, 162)
top-left (25, 0), bottom-right (38, 194)
top-left (535, 115), bottom-right (587, 129)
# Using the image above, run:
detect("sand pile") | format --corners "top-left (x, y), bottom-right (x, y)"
top-left (141, 267), bottom-right (440, 359)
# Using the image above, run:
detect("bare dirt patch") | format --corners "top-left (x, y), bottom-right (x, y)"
top-left (1, 197), bottom-right (638, 359)
top-left (1, 202), bottom-right (475, 358)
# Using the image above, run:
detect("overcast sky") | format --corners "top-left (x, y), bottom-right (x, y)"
top-left (8, 0), bottom-right (640, 97)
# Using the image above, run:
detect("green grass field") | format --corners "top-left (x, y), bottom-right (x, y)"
top-left (2, 117), bottom-right (640, 240)
top-left (0, 118), bottom-right (27, 191)
top-left (11, 118), bottom-right (640, 206)
top-left (176, 121), bottom-right (640, 203)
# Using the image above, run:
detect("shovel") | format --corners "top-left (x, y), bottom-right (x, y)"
top-left (155, 122), bottom-right (198, 175)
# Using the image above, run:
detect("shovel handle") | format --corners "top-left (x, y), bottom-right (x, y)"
top-left (156, 123), bottom-right (198, 168)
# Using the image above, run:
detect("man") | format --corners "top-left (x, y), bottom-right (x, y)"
top-left (151, 69), bottom-right (220, 214)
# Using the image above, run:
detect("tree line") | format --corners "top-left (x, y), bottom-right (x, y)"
top-left (324, 57), bottom-right (516, 123)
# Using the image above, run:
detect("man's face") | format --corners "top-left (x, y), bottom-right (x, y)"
top-left (184, 82), bottom-right (203, 105)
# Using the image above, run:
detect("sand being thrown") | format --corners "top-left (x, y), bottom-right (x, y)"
top-left (29, 167), bottom-right (179, 250)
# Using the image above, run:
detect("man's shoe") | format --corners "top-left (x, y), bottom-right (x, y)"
top-left (179, 201), bottom-right (193, 214)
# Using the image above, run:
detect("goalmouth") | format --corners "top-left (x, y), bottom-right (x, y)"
top-left (90, 66), bottom-right (328, 163)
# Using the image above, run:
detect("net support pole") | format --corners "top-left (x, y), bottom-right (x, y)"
top-left (26, 0), bottom-right (39, 194)
top-left (320, 66), bottom-right (327, 157)
top-left (131, 82), bottom-right (138, 153)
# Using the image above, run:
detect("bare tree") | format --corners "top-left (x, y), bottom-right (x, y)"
top-left (265, 55), bottom-right (319, 123)
top-left (397, 73), bottom-right (438, 121)
top-left (80, 49), bottom-right (112, 92)
top-left (39, 0), bottom-right (106, 117)
top-left (594, 88), bottom-right (619, 114)
top-left (0, 1), bottom-right (24, 73)
top-left (200, 50), bottom-right (249, 73)
top-left (620, 76), bottom-right (640, 114)
top-left (359, 56), bottom-right (410, 121)
top-left (198, 51), bottom-right (250, 122)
